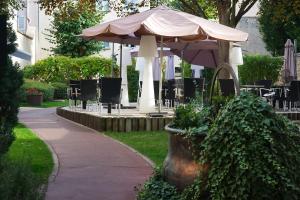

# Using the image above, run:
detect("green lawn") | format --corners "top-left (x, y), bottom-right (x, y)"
top-left (7, 124), bottom-right (54, 181)
top-left (20, 100), bottom-right (68, 108)
top-left (104, 131), bottom-right (168, 167)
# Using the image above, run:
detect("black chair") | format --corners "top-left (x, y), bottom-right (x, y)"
top-left (68, 80), bottom-right (80, 107)
top-left (183, 78), bottom-right (205, 103)
top-left (219, 79), bottom-right (235, 97)
top-left (255, 80), bottom-right (273, 97)
top-left (285, 81), bottom-right (300, 110)
top-left (100, 77), bottom-right (122, 113)
top-left (164, 79), bottom-right (176, 107)
top-left (153, 81), bottom-right (160, 102)
top-left (79, 80), bottom-right (97, 109)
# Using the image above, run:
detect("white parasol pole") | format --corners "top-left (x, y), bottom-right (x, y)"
top-left (158, 36), bottom-right (163, 112)
top-left (138, 35), bottom-right (158, 113)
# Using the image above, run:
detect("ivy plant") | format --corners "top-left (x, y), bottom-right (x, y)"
top-left (201, 92), bottom-right (300, 200)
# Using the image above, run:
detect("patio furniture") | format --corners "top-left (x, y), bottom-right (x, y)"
top-left (67, 80), bottom-right (80, 108)
top-left (175, 78), bottom-right (205, 103)
top-left (285, 81), bottom-right (300, 111)
top-left (79, 80), bottom-right (98, 110)
top-left (164, 79), bottom-right (176, 108)
top-left (99, 78), bottom-right (122, 114)
top-left (219, 79), bottom-right (235, 97)
top-left (255, 80), bottom-right (273, 97)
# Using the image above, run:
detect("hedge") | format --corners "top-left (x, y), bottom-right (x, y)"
top-left (23, 56), bottom-right (113, 83)
top-left (238, 55), bottom-right (283, 85)
top-left (20, 79), bottom-right (54, 102)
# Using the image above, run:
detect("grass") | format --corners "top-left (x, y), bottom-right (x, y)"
top-left (104, 131), bottom-right (168, 167)
top-left (7, 123), bottom-right (54, 180)
top-left (20, 99), bottom-right (68, 108)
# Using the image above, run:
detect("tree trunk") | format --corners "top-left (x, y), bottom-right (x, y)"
top-left (217, 1), bottom-right (232, 79)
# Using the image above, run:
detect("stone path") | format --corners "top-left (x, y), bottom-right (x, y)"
top-left (19, 108), bottom-right (153, 200)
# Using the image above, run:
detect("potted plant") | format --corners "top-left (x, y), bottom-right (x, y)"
top-left (163, 100), bottom-right (215, 190)
top-left (26, 88), bottom-right (43, 106)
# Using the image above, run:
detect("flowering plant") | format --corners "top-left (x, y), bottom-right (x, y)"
top-left (26, 88), bottom-right (42, 96)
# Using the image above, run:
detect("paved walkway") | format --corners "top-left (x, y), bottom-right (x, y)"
top-left (19, 108), bottom-right (153, 200)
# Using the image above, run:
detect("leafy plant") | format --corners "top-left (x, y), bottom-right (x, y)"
top-left (46, 0), bottom-right (103, 57)
top-left (23, 56), bottom-right (113, 83)
top-left (258, 0), bottom-right (300, 56)
top-left (238, 55), bottom-right (283, 85)
top-left (26, 88), bottom-right (42, 96)
top-left (136, 169), bottom-right (181, 200)
top-left (0, 158), bottom-right (43, 200)
top-left (127, 61), bottom-right (139, 102)
top-left (201, 93), bottom-right (300, 200)
top-left (19, 79), bottom-right (54, 102)
top-left (0, 20), bottom-right (23, 156)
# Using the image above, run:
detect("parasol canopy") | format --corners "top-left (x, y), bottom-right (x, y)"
top-left (283, 39), bottom-right (297, 82)
top-left (82, 6), bottom-right (248, 43)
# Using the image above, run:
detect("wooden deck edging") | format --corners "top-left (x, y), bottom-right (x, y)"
top-left (56, 107), bottom-right (174, 132)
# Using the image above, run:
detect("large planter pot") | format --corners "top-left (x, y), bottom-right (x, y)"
top-left (163, 124), bottom-right (208, 190)
top-left (27, 94), bottom-right (43, 106)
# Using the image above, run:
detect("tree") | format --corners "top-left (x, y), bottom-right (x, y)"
top-left (46, 1), bottom-right (103, 57)
top-left (0, 15), bottom-right (23, 155)
top-left (258, 0), bottom-right (300, 56)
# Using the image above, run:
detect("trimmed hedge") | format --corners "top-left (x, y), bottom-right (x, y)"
top-left (20, 79), bottom-right (54, 102)
top-left (50, 82), bottom-right (68, 99)
top-left (23, 56), bottom-right (113, 83)
top-left (238, 55), bottom-right (283, 85)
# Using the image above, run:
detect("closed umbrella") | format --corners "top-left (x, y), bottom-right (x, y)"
top-left (284, 39), bottom-right (296, 82)
top-left (153, 57), bottom-right (161, 81)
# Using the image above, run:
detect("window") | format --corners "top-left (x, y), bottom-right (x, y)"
top-left (17, 0), bottom-right (27, 34)
top-left (103, 42), bottom-right (110, 49)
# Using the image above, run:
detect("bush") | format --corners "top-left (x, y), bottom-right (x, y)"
top-left (0, 57), bottom-right (23, 156)
top-left (137, 169), bottom-right (181, 200)
top-left (0, 158), bottom-right (43, 200)
top-left (23, 56), bottom-right (113, 83)
top-left (201, 93), bottom-right (300, 199)
top-left (127, 62), bottom-right (139, 102)
top-left (20, 79), bottom-right (54, 102)
top-left (238, 55), bottom-right (283, 85)
top-left (51, 82), bottom-right (68, 99)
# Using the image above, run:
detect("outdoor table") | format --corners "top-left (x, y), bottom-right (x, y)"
top-left (240, 85), bottom-right (265, 90)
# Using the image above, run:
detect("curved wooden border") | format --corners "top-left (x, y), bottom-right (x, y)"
top-left (209, 63), bottom-right (240, 104)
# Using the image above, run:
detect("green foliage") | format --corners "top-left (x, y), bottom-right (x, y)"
top-left (127, 61), bottom-right (139, 102)
top-left (182, 62), bottom-right (192, 78)
top-left (0, 57), bottom-right (23, 155)
top-left (20, 79), bottom-right (54, 102)
top-left (201, 93), bottom-right (300, 200)
top-left (0, 158), bottom-right (43, 200)
top-left (137, 169), bottom-right (181, 200)
top-left (50, 82), bottom-right (68, 99)
top-left (47, 0), bottom-right (103, 57)
top-left (23, 56), bottom-right (112, 83)
top-left (238, 55), bottom-right (283, 85)
top-left (259, 0), bottom-right (300, 56)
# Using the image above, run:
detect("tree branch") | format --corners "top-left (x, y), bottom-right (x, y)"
top-left (235, 0), bottom-right (258, 26)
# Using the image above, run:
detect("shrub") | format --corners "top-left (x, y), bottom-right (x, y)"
top-left (23, 56), bottom-right (112, 83)
top-left (136, 169), bottom-right (181, 200)
top-left (201, 93), bottom-right (300, 200)
top-left (51, 82), bottom-right (68, 99)
top-left (0, 158), bottom-right (43, 200)
top-left (238, 55), bottom-right (283, 85)
top-left (127, 62), bottom-right (139, 102)
top-left (0, 57), bottom-right (23, 156)
top-left (20, 79), bottom-right (54, 102)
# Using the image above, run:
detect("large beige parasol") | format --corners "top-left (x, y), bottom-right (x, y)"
top-left (82, 6), bottom-right (248, 42)
top-left (81, 6), bottom-right (248, 112)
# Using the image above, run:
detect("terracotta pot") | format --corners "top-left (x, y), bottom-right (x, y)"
top-left (27, 94), bottom-right (43, 106)
top-left (163, 124), bottom-right (208, 190)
